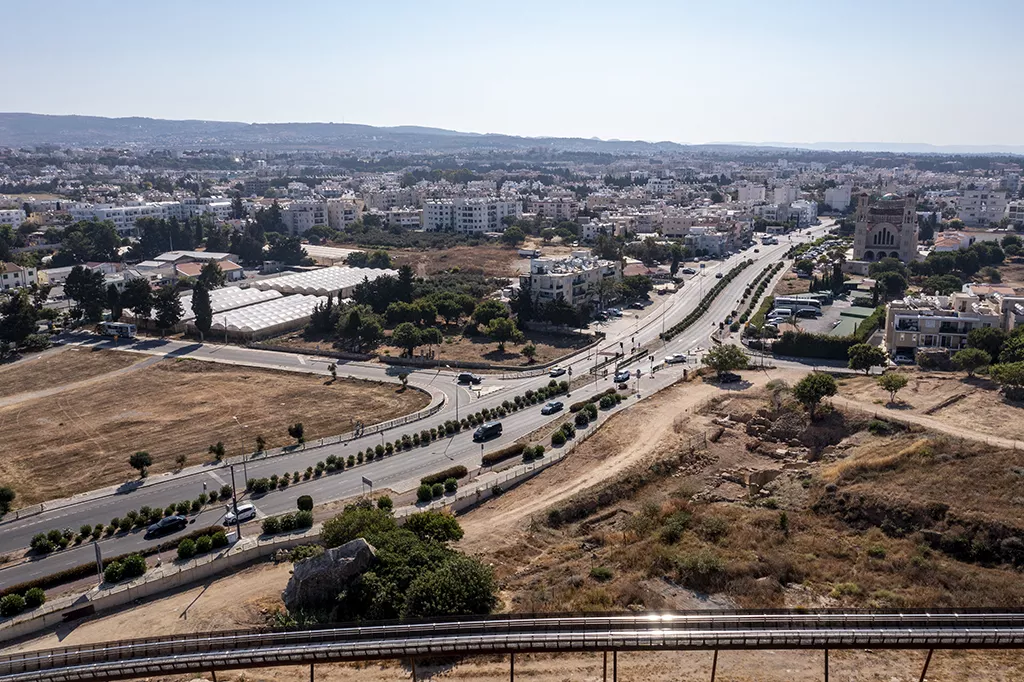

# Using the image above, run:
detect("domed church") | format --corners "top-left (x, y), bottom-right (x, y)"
top-left (852, 192), bottom-right (919, 263)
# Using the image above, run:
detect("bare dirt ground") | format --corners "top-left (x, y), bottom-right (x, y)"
top-left (835, 370), bottom-right (1024, 444)
top-left (0, 347), bottom-right (141, 399)
top-left (997, 259), bottom-right (1024, 292)
top-left (772, 270), bottom-right (811, 296)
top-left (388, 245), bottom-right (520, 278)
top-left (0, 358), bottom-right (428, 507)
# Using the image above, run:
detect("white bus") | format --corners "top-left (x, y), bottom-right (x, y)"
top-left (100, 322), bottom-right (137, 339)
top-left (774, 296), bottom-right (822, 311)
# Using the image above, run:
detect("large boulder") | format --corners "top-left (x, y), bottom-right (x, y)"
top-left (282, 538), bottom-right (376, 612)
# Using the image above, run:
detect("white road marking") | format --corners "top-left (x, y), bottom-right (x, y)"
top-left (298, 356), bottom-right (307, 365)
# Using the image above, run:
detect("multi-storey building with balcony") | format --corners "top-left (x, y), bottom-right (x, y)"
top-left (280, 199), bottom-right (327, 235)
top-left (386, 207), bottom-right (423, 228)
top-left (326, 198), bottom-right (363, 230)
top-left (0, 208), bottom-right (27, 229)
top-left (957, 188), bottom-right (1007, 226)
top-left (884, 286), bottom-right (1024, 358)
top-left (0, 262), bottom-right (37, 291)
top-left (527, 197), bottom-right (578, 221)
top-left (519, 251), bottom-right (622, 308)
top-left (423, 197), bottom-right (520, 233)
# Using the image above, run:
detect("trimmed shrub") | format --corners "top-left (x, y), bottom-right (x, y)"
top-left (444, 477), bottom-right (458, 493)
top-left (551, 430), bottom-right (567, 446)
top-left (377, 495), bottom-right (394, 512)
top-left (297, 495), bottom-right (314, 512)
top-left (23, 587), bottom-right (46, 608)
top-left (417, 484), bottom-right (433, 503)
top-left (431, 483), bottom-right (444, 498)
top-left (195, 535), bottom-right (213, 554)
top-left (279, 514), bottom-right (297, 532)
top-left (121, 553), bottom-right (147, 579)
top-left (261, 516), bottom-right (281, 535)
top-left (574, 411), bottom-right (591, 427)
top-left (295, 510), bottom-right (314, 529)
top-left (211, 531), bottom-right (229, 548)
top-left (103, 561), bottom-right (124, 584)
top-left (0, 594), bottom-right (26, 617)
top-left (177, 538), bottom-right (197, 560)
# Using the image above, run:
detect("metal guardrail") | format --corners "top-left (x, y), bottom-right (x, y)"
top-left (4, 611), bottom-right (1024, 681)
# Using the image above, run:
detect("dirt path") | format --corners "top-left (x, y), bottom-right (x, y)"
top-left (0, 348), bottom-right (146, 406)
top-left (458, 373), bottom-right (775, 554)
top-left (832, 394), bottom-right (1024, 449)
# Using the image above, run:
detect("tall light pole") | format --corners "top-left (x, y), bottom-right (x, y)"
top-left (229, 465), bottom-right (242, 539)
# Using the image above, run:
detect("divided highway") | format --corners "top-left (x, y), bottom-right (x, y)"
top-left (0, 226), bottom-right (829, 589)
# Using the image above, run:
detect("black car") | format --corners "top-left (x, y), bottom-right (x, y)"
top-left (457, 372), bottom-right (483, 385)
top-left (146, 515), bottom-right (188, 537)
top-left (473, 421), bottom-right (503, 441)
top-left (717, 372), bottom-right (742, 383)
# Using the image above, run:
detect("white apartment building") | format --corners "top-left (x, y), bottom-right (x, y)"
top-left (0, 208), bottom-right (27, 229)
top-left (580, 221), bottom-right (614, 242)
top-left (684, 226), bottom-right (728, 256)
top-left (1008, 200), bottom-right (1024, 228)
top-left (957, 189), bottom-right (1007, 226)
top-left (885, 286), bottom-right (1024, 357)
top-left (520, 251), bottom-right (622, 308)
top-left (280, 200), bottom-right (327, 235)
top-left (0, 262), bottom-right (36, 291)
top-left (423, 197), bottom-right (521, 233)
top-left (773, 184), bottom-right (799, 205)
top-left (824, 185), bottom-right (852, 211)
top-left (647, 178), bottom-right (675, 196)
top-left (387, 207), bottom-right (423, 228)
top-left (736, 182), bottom-right (766, 204)
top-left (528, 197), bottom-right (578, 221)
top-left (788, 199), bottom-right (819, 227)
top-left (326, 198), bottom-right (363, 230)
top-left (69, 198), bottom-right (231, 237)
top-left (180, 197), bottom-right (232, 221)
top-left (363, 188), bottom-right (416, 210)
top-left (661, 213), bottom-right (694, 239)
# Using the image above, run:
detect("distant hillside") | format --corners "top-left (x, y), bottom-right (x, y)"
top-left (0, 113), bottom-right (690, 154)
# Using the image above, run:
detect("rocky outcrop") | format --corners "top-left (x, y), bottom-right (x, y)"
top-left (282, 538), bottom-right (376, 612)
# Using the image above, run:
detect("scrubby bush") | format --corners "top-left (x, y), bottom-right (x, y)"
top-left (1, 593), bottom-right (26, 617)
top-left (221, 484), bottom-right (233, 499)
top-left (574, 411), bottom-right (591, 427)
top-left (377, 495), bottom-right (393, 512)
top-left (261, 516), bottom-right (281, 535)
top-left (211, 531), bottom-right (229, 548)
top-left (295, 510), bottom-right (314, 529)
top-left (121, 553), bottom-right (147, 579)
top-left (195, 535), bottom-right (213, 554)
top-left (431, 483), bottom-right (445, 498)
top-left (589, 566), bottom-right (613, 582)
top-left (103, 561), bottom-right (124, 584)
top-left (444, 478), bottom-right (458, 493)
top-left (421, 466), bottom-right (468, 486)
top-left (551, 430), bottom-right (567, 446)
top-left (417, 484), bottom-right (433, 503)
top-left (279, 513), bottom-right (297, 532)
top-left (297, 495), bottom-right (314, 512)
top-left (23, 587), bottom-right (46, 608)
top-left (177, 538), bottom-right (197, 560)
top-left (30, 534), bottom-right (54, 555)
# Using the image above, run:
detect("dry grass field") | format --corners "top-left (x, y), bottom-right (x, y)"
top-left (0, 356), bottom-right (428, 506)
top-left (388, 244), bottom-right (520, 278)
top-left (0, 348), bottom-right (141, 399)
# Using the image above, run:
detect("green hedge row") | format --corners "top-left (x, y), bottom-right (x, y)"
top-left (421, 466), bottom-right (469, 486)
top-left (481, 443), bottom-right (526, 466)
top-left (771, 306), bottom-right (885, 360)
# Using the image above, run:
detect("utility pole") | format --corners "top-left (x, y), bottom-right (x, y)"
top-left (230, 465), bottom-right (242, 539)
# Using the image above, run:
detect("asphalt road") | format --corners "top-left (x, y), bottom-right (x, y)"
top-left (0, 224), bottom-right (832, 587)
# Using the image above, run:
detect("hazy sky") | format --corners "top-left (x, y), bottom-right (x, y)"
top-left (2, 0), bottom-right (1021, 146)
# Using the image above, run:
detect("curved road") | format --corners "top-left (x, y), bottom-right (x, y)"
top-left (0, 225), bottom-right (830, 588)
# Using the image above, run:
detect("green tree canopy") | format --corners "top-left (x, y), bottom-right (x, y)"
top-left (701, 344), bottom-right (748, 376)
top-left (472, 299), bottom-right (509, 327)
top-left (64, 265), bottom-right (106, 322)
top-left (153, 284), bottom-right (183, 334)
top-left (967, 326), bottom-right (1006, 359)
top-left (876, 372), bottom-right (909, 403)
top-left (191, 283), bottom-right (213, 338)
top-left (486, 315), bottom-right (523, 351)
top-left (197, 261), bottom-right (225, 289)
top-left (952, 347), bottom-right (991, 377)
top-left (792, 372), bottom-right (837, 420)
top-left (403, 511), bottom-right (465, 543)
top-left (391, 322), bottom-right (422, 355)
top-left (847, 343), bottom-right (887, 374)
top-left (121, 278), bottom-right (153, 321)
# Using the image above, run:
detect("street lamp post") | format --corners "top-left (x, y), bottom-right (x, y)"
top-left (229, 465), bottom-right (242, 540)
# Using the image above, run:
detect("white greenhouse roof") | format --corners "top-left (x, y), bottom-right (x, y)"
top-left (179, 287), bottom-right (283, 323)
top-left (252, 266), bottom-right (397, 296)
top-left (211, 294), bottom-right (326, 334)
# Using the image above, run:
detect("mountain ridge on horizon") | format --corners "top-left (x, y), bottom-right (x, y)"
top-left (0, 112), bottom-right (1022, 157)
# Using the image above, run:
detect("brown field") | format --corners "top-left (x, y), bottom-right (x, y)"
top-left (388, 244), bottom-right (520, 278)
top-left (772, 270), bottom-right (811, 296)
top-left (835, 370), bottom-right (1024, 443)
top-left (0, 358), bottom-right (428, 507)
top-left (0, 348), bottom-right (141, 399)
top-left (997, 259), bottom-right (1024, 292)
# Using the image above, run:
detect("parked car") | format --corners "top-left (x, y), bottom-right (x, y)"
top-left (681, 267), bottom-right (697, 275)
top-left (549, 367), bottom-right (567, 377)
top-left (614, 370), bottom-right (632, 383)
top-left (754, 248), bottom-right (760, 253)
top-left (665, 354), bottom-right (687, 365)
top-left (893, 354), bottom-right (915, 365)
top-left (630, 301), bottom-right (646, 309)
top-left (541, 401), bottom-right (564, 415)
top-left (224, 503), bottom-right (256, 525)
top-left (457, 372), bottom-right (482, 385)
top-left (473, 421), bottom-right (503, 441)
top-left (715, 272), bottom-right (724, 279)
top-left (594, 312), bottom-right (608, 321)
top-left (607, 308), bottom-right (623, 317)
top-left (145, 515), bottom-right (188, 537)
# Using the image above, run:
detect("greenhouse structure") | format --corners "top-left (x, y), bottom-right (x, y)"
top-left (210, 294), bottom-right (327, 340)
top-left (252, 265), bottom-right (397, 298)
